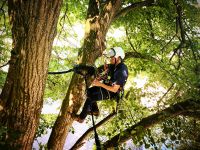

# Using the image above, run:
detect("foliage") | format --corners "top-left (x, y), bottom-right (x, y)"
top-left (0, 0), bottom-right (11, 65)
top-left (0, 0), bottom-right (200, 149)
top-left (33, 114), bottom-right (58, 149)
top-left (0, 125), bottom-right (22, 149)
top-left (97, 1), bottom-right (200, 148)
top-left (0, 0), bottom-right (11, 89)
top-left (0, 125), bottom-right (7, 145)
top-left (35, 114), bottom-right (58, 139)
top-left (139, 117), bottom-right (200, 149)
top-left (0, 71), bottom-right (6, 88)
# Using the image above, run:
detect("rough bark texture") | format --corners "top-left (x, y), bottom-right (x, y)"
top-left (0, 0), bottom-right (62, 149)
top-left (47, 0), bottom-right (122, 149)
top-left (103, 99), bottom-right (200, 148)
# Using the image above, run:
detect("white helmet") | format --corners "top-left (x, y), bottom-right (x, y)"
top-left (104, 47), bottom-right (125, 59)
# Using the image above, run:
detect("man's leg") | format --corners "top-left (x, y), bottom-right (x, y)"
top-left (89, 102), bottom-right (99, 116)
top-left (75, 87), bottom-right (113, 123)
top-left (78, 97), bottom-right (92, 120)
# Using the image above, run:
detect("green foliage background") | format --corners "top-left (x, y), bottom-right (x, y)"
top-left (0, 0), bottom-right (199, 149)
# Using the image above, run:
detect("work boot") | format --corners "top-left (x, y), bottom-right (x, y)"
top-left (88, 102), bottom-right (100, 116)
top-left (87, 110), bottom-right (100, 116)
top-left (74, 115), bottom-right (84, 123)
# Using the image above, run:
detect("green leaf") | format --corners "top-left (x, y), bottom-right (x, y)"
top-left (161, 138), bottom-right (165, 143)
top-left (145, 143), bottom-right (151, 149)
top-left (170, 135), bottom-right (176, 141)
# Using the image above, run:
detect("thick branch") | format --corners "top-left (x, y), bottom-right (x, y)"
top-left (87, 0), bottom-right (99, 18)
top-left (114, 0), bottom-right (155, 20)
top-left (70, 112), bottom-right (116, 150)
top-left (103, 99), bottom-right (200, 148)
top-left (181, 111), bottom-right (200, 119)
top-left (174, 0), bottom-right (185, 43)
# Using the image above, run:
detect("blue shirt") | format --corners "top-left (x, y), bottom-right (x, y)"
top-left (109, 62), bottom-right (128, 87)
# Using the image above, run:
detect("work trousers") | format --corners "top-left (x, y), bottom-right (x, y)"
top-left (79, 86), bottom-right (118, 119)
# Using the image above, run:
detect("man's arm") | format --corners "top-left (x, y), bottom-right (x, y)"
top-left (92, 79), bottom-right (120, 93)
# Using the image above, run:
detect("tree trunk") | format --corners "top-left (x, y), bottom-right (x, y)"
top-left (47, 0), bottom-right (122, 149)
top-left (0, 0), bottom-right (62, 149)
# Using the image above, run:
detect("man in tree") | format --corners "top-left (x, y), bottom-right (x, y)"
top-left (75, 47), bottom-right (128, 123)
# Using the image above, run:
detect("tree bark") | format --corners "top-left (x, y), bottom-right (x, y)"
top-left (103, 99), bottom-right (200, 148)
top-left (47, 0), bottom-right (122, 149)
top-left (0, 0), bottom-right (62, 149)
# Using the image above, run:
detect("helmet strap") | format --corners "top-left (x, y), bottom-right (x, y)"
top-left (114, 57), bottom-right (117, 66)
top-left (111, 48), bottom-right (116, 57)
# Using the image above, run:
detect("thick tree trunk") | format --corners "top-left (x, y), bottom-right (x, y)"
top-left (0, 0), bottom-right (62, 149)
top-left (47, 0), bottom-right (122, 149)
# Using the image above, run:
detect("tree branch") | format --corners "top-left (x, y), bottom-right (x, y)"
top-left (160, 34), bottom-right (177, 52)
top-left (184, 29), bottom-right (199, 63)
top-left (169, 42), bottom-right (185, 70)
top-left (146, 14), bottom-right (155, 39)
top-left (125, 27), bottom-right (139, 53)
top-left (70, 111), bottom-right (117, 150)
top-left (87, 0), bottom-right (99, 18)
top-left (0, 0), bottom-right (7, 33)
top-left (157, 83), bottom-right (175, 109)
top-left (114, 0), bottom-right (155, 20)
top-left (0, 0), bottom-right (6, 11)
top-left (181, 111), bottom-right (200, 120)
top-left (0, 61), bottom-right (9, 68)
top-left (167, 0), bottom-right (188, 70)
top-left (174, 0), bottom-right (185, 43)
top-left (57, 1), bottom-right (68, 39)
top-left (103, 99), bottom-right (200, 148)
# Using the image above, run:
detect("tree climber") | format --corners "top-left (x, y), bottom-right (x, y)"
top-left (75, 47), bottom-right (128, 123)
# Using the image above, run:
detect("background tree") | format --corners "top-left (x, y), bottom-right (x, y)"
top-left (0, 0), bottom-right (62, 149)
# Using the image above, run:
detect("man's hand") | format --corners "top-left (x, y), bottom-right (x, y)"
top-left (104, 63), bottom-right (108, 71)
top-left (92, 79), bottom-right (102, 87)
top-left (92, 78), bottom-right (120, 93)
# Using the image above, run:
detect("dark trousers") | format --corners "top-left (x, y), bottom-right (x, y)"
top-left (79, 86), bottom-right (118, 119)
